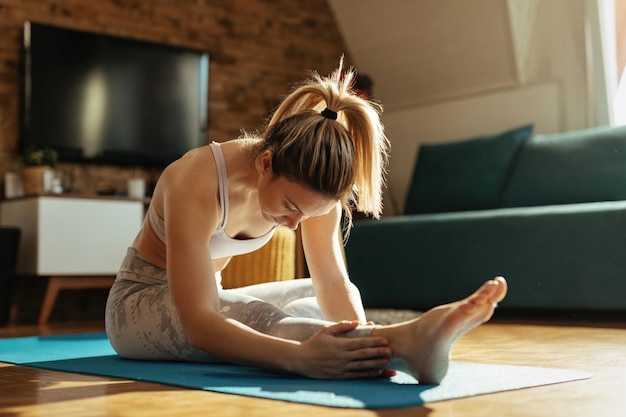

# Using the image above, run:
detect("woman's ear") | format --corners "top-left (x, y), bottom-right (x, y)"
top-left (256, 150), bottom-right (273, 175)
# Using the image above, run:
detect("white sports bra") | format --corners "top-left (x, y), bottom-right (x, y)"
top-left (147, 142), bottom-right (276, 259)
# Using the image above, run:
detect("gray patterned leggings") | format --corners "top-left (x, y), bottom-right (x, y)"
top-left (105, 248), bottom-right (373, 362)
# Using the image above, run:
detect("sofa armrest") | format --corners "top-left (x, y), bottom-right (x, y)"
top-left (345, 201), bottom-right (626, 312)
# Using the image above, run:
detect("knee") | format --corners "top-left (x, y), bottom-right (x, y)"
top-left (238, 300), bottom-right (290, 334)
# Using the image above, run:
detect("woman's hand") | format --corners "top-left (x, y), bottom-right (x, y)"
top-left (292, 321), bottom-right (392, 380)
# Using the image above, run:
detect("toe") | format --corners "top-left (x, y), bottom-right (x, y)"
top-left (492, 276), bottom-right (508, 302)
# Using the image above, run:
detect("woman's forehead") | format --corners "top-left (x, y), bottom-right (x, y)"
top-left (275, 176), bottom-right (337, 215)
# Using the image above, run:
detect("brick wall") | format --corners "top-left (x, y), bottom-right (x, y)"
top-left (0, 0), bottom-right (349, 193)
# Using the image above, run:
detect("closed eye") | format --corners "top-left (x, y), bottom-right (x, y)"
top-left (284, 198), bottom-right (303, 214)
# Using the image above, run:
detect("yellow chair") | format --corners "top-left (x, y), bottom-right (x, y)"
top-left (221, 225), bottom-right (297, 289)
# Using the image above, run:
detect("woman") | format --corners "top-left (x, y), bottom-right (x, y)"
top-left (105, 62), bottom-right (507, 383)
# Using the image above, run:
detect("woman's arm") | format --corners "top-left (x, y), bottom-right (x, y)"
top-left (301, 202), bottom-right (368, 323)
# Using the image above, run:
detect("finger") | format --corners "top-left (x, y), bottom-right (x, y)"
top-left (337, 368), bottom-right (390, 380)
top-left (338, 357), bottom-right (391, 377)
top-left (380, 369), bottom-right (397, 378)
top-left (324, 321), bottom-right (359, 336)
top-left (340, 346), bottom-right (392, 362)
top-left (337, 335), bottom-right (391, 350)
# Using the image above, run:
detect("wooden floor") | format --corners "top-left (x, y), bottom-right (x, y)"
top-left (0, 316), bottom-right (625, 417)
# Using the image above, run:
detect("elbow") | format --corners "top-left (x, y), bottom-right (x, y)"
top-left (184, 327), bottom-right (205, 350)
top-left (180, 310), bottom-right (221, 352)
top-left (178, 317), bottom-right (200, 348)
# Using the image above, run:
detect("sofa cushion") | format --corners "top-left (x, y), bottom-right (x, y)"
top-left (404, 124), bottom-right (533, 214)
top-left (502, 125), bottom-right (626, 207)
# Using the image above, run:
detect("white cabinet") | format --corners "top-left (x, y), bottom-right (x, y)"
top-left (0, 195), bottom-right (144, 325)
top-left (1, 196), bottom-right (143, 275)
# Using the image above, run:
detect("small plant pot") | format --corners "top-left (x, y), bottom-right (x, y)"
top-left (21, 166), bottom-right (54, 196)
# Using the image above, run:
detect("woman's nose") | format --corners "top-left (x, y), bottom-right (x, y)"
top-left (284, 213), bottom-right (304, 230)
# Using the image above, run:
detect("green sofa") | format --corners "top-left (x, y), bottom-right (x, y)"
top-left (345, 124), bottom-right (626, 313)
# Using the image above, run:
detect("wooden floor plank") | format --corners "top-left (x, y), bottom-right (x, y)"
top-left (1, 318), bottom-right (624, 417)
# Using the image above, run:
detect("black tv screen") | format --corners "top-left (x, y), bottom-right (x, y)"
top-left (21, 21), bottom-right (209, 167)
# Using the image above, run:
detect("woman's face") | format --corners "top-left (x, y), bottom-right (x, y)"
top-left (258, 175), bottom-right (337, 230)
top-left (256, 151), bottom-right (337, 230)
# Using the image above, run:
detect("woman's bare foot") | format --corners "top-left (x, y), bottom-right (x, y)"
top-left (373, 277), bottom-right (507, 384)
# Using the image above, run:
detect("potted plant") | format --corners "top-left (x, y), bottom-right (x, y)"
top-left (21, 147), bottom-right (58, 196)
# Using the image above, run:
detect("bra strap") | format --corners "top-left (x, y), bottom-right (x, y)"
top-left (209, 142), bottom-right (229, 228)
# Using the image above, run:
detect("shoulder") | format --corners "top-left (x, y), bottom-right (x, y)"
top-left (153, 145), bottom-right (222, 243)
top-left (153, 144), bottom-right (219, 220)
top-left (217, 137), bottom-right (262, 164)
top-left (161, 145), bottom-right (215, 191)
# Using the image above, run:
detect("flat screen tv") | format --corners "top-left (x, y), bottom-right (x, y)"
top-left (21, 21), bottom-right (209, 167)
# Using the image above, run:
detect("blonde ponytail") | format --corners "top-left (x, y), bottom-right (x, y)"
top-left (258, 59), bottom-right (390, 228)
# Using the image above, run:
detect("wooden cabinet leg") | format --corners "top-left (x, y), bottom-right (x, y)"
top-left (38, 277), bottom-right (62, 326)
top-left (38, 276), bottom-right (115, 326)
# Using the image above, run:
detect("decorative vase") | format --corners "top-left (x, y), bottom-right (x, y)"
top-left (21, 166), bottom-right (54, 196)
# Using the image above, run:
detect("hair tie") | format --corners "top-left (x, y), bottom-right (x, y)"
top-left (321, 108), bottom-right (338, 120)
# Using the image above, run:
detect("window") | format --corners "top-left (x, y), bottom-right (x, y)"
top-left (612, 0), bottom-right (626, 124)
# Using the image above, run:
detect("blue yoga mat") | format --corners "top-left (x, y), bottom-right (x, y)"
top-left (0, 333), bottom-right (591, 409)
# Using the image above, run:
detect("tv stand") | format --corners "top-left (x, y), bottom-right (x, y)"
top-left (0, 195), bottom-right (144, 325)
